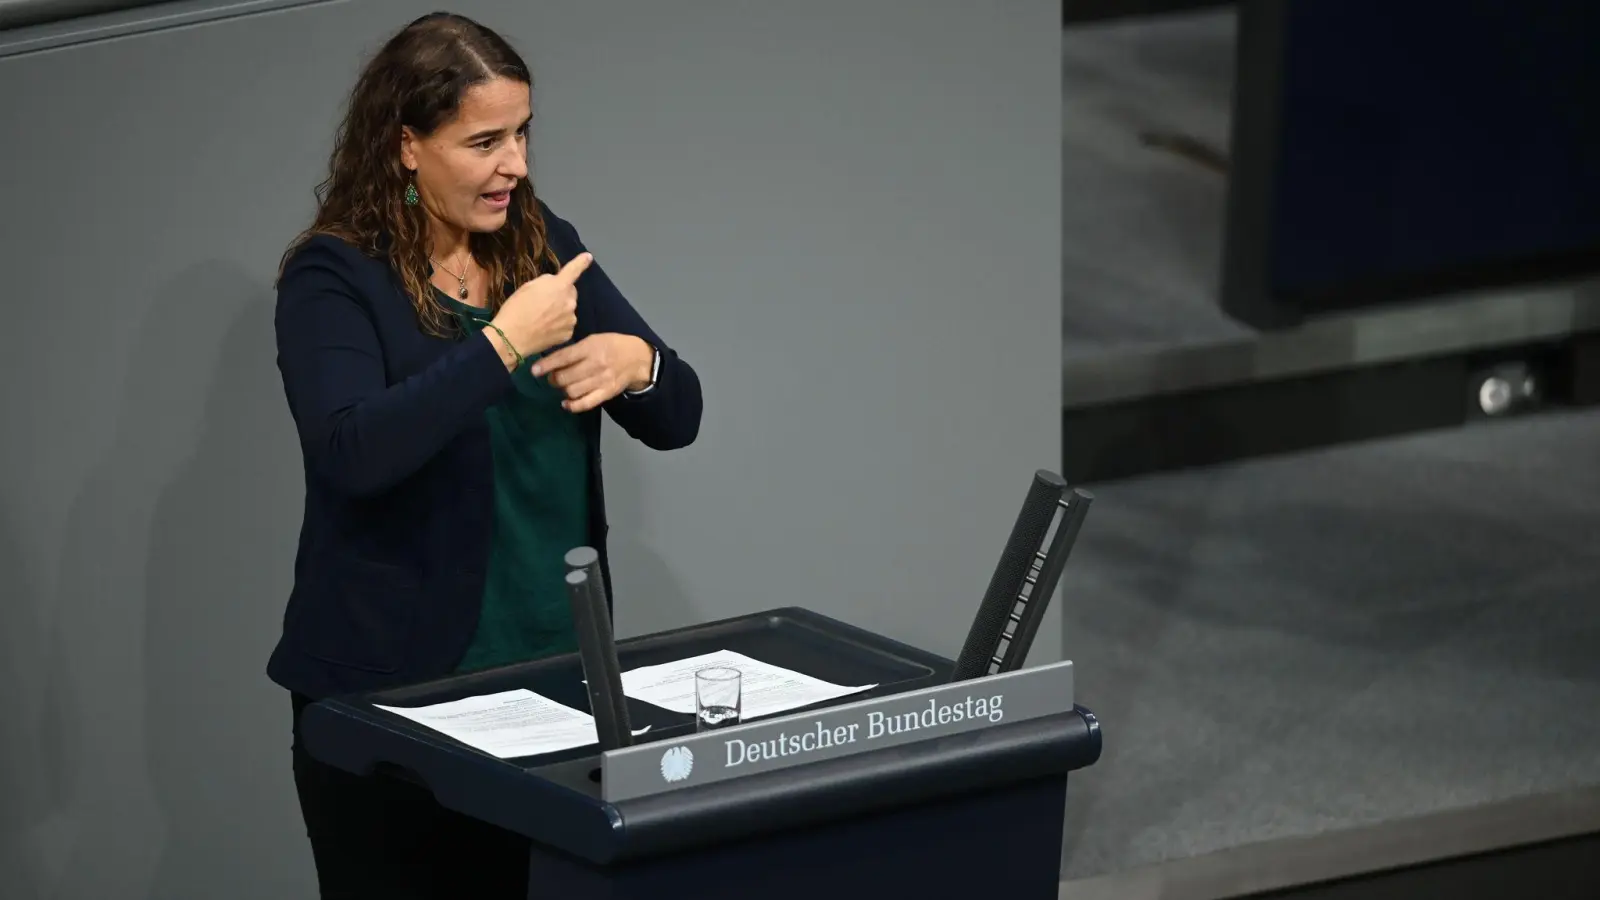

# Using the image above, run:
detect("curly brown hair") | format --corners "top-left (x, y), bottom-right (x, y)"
top-left (279, 11), bottom-right (560, 338)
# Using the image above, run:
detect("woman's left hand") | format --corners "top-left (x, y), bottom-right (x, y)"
top-left (531, 333), bottom-right (655, 413)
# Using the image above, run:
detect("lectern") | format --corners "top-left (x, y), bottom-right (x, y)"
top-left (299, 471), bottom-right (1101, 899)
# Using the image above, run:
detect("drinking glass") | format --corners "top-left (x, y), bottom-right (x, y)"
top-left (694, 666), bottom-right (741, 731)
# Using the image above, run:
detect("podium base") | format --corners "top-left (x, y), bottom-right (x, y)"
top-left (526, 775), bottom-right (1068, 899)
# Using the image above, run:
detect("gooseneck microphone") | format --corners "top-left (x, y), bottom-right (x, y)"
top-left (950, 469), bottom-right (1094, 682)
top-left (563, 547), bottom-right (634, 751)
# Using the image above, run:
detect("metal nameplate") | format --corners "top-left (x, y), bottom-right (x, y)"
top-left (599, 660), bottom-right (1074, 803)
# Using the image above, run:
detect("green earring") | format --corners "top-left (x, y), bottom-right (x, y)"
top-left (404, 181), bottom-right (419, 206)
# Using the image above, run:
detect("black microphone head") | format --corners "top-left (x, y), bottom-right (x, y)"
top-left (1033, 469), bottom-right (1068, 489)
top-left (564, 546), bottom-right (600, 571)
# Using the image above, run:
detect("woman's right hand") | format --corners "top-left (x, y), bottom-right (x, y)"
top-left (487, 252), bottom-right (593, 363)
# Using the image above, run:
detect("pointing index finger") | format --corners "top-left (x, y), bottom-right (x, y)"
top-left (554, 252), bottom-right (593, 285)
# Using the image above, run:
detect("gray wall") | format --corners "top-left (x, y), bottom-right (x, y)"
top-left (0, 1), bottom-right (1062, 897)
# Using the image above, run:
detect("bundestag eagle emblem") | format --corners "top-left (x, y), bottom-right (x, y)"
top-left (659, 745), bottom-right (694, 782)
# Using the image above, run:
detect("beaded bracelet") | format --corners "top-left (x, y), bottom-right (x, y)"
top-left (482, 322), bottom-right (524, 370)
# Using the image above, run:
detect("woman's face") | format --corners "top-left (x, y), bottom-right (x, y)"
top-left (400, 76), bottom-right (531, 239)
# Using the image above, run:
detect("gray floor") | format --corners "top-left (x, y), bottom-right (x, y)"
top-left (1056, 408), bottom-right (1600, 880)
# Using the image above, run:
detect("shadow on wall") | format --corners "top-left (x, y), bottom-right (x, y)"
top-left (0, 505), bottom-right (64, 900)
top-left (5, 260), bottom-right (307, 900)
top-left (0, 261), bottom-right (301, 899)
top-left (138, 265), bottom-right (307, 900)
top-left (597, 432), bottom-right (702, 640)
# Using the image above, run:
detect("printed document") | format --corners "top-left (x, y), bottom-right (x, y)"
top-left (620, 649), bottom-right (877, 719)
top-left (376, 690), bottom-right (646, 759)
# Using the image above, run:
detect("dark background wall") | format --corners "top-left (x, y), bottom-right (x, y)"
top-left (1269, 0), bottom-right (1600, 310)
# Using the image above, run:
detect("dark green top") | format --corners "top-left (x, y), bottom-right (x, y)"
top-left (441, 291), bottom-right (591, 673)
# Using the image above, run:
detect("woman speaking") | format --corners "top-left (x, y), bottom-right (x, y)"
top-left (266, 11), bottom-right (702, 898)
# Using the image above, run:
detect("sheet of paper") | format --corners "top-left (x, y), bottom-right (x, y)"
top-left (376, 690), bottom-right (648, 759)
top-left (620, 650), bottom-right (877, 719)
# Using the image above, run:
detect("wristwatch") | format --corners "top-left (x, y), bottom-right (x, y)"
top-left (625, 343), bottom-right (661, 396)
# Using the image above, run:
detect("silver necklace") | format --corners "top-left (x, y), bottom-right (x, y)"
top-left (430, 253), bottom-right (471, 299)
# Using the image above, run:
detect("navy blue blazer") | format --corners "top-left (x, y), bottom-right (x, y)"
top-left (266, 200), bottom-right (702, 700)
